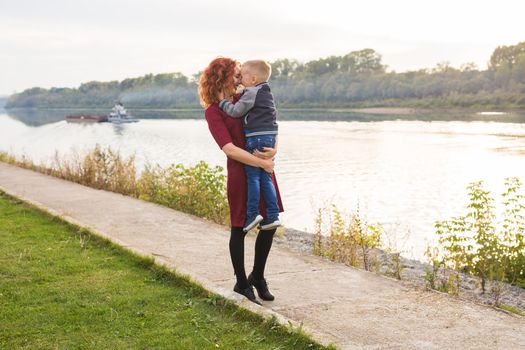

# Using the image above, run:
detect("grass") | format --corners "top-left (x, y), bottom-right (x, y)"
top-left (0, 191), bottom-right (333, 350)
top-left (499, 304), bottom-right (525, 317)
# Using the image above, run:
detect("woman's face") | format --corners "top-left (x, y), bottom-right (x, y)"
top-left (233, 65), bottom-right (242, 87)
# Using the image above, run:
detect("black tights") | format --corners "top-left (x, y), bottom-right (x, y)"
top-left (229, 227), bottom-right (276, 288)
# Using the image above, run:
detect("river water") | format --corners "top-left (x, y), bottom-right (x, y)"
top-left (2, 108), bottom-right (525, 259)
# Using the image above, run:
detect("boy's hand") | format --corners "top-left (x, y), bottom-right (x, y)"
top-left (253, 147), bottom-right (277, 160)
top-left (218, 91), bottom-right (225, 100)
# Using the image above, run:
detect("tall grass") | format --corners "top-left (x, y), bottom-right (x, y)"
top-left (0, 146), bottom-right (229, 225)
top-left (313, 204), bottom-right (382, 272)
top-left (50, 147), bottom-right (137, 194)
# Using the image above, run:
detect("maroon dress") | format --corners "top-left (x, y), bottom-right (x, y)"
top-left (205, 103), bottom-right (284, 227)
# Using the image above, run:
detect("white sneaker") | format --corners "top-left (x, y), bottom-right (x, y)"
top-left (259, 219), bottom-right (281, 230)
top-left (243, 214), bottom-right (264, 232)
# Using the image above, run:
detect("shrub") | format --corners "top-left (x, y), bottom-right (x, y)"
top-left (433, 178), bottom-right (525, 293)
top-left (137, 161), bottom-right (229, 225)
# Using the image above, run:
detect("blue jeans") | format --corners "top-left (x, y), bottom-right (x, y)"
top-left (244, 134), bottom-right (279, 223)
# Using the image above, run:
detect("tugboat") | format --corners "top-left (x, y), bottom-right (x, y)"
top-left (65, 103), bottom-right (139, 123)
top-left (107, 102), bottom-right (139, 123)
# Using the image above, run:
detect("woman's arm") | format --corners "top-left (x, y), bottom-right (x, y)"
top-left (222, 143), bottom-right (275, 173)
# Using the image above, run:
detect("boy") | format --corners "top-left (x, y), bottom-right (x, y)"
top-left (219, 60), bottom-right (280, 232)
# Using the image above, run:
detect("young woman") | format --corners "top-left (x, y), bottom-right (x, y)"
top-left (199, 57), bottom-right (284, 304)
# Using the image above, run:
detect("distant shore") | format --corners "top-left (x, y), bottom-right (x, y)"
top-left (349, 107), bottom-right (417, 115)
top-left (5, 106), bottom-right (522, 114)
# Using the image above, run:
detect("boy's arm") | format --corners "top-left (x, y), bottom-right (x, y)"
top-left (219, 87), bottom-right (257, 118)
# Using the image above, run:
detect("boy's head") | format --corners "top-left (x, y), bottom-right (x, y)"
top-left (241, 60), bottom-right (272, 87)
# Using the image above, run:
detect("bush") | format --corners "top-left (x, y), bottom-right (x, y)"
top-left (433, 178), bottom-right (525, 292)
top-left (137, 161), bottom-right (229, 225)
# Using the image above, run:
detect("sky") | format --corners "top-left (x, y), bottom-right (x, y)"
top-left (1, 0), bottom-right (524, 95)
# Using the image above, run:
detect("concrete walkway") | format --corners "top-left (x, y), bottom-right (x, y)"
top-left (0, 162), bottom-right (523, 350)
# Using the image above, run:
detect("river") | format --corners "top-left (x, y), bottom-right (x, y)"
top-left (2, 108), bottom-right (525, 259)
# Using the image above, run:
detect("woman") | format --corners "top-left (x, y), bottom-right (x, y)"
top-left (199, 57), bottom-right (284, 305)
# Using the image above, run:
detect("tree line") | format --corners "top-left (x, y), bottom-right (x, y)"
top-left (6, 41), bottom-right (525, 109)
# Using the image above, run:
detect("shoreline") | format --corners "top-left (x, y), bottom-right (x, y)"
top-left (349, 107), bottom-right (417, 115)
top-left (4, 106), bottom-right (525, 114)
top-left (276, 227), bottom-right (525, 313)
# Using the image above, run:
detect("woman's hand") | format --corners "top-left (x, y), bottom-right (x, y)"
top-left (253, 147), bottom-right (277, 160)
top-left (260, 158), bottom-right (275, 174)
top-left (222, 142), bottom-right (274, 173)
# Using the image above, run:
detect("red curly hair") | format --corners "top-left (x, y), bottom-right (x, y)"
top-left (198, 57), bottom-right (239, 108)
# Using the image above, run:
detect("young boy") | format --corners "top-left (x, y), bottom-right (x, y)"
top-left (219, 60), bottom-right (280, 232)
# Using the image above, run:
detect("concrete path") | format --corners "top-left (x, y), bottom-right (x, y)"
top-left (0, 162), bottom-right (523, 350)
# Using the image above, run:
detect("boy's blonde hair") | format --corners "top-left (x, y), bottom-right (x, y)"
top-left (243, 60), bottom-right (272, 82)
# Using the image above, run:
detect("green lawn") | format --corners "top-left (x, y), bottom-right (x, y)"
top-left (0, 192), bottom-right (332, 349)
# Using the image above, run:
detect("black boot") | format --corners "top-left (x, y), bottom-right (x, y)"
top-left (233, 283), bottom-right (261, 305)
top-left (248, 273), bottom-right (275, 301)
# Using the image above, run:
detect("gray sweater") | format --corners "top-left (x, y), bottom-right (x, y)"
top-left (219, 82), bottom-right (278, 137)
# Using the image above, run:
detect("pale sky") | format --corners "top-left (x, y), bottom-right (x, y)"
top-left (1, 0), bottom-right (524, 95)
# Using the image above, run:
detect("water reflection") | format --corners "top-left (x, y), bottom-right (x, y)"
top-left (3, 108), bottom-right (207, 126)
top-left (4, 107), bottom-right (525, 127)
top-left (112, 123), bottom-right (126, 136)
top-left (4, 108), bottom-right (66, 126)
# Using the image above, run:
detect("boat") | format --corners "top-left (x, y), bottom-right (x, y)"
top-left (107, 103), bottom-right (139, 123)
top-left (65, 114), bottom-right (108, 123)
top-left (64, 103), bottom-right (139, 123)
top-left (107, 115), bottom-right (139, 124)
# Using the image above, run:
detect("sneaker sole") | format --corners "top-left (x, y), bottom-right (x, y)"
top-left (259, 220), bottom-right (281, 230)
top-left (243, 214), bottom-right (264, 232)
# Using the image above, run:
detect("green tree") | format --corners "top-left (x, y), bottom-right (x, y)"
top-left (489, 41), bottom-right (525, 70)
